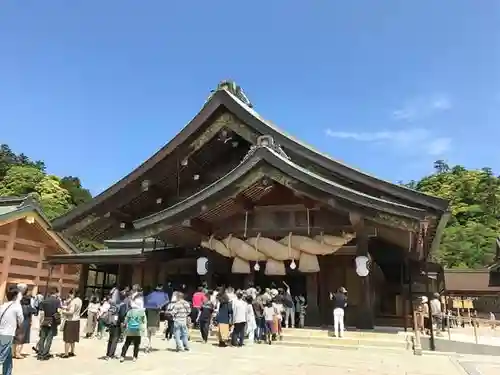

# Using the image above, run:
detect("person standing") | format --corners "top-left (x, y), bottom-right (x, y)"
top-left (231, 292), bottom-right (247, 347)
top-left (330, 287), bottom-right (347, 338)
top-left (252, 292), bottom-right (265, 342)
top-left (245, 295), bottom-right (257, 344)
top-left (197, 294), bottom-right (214, 343)
top-left (36, 287), bottom-right (61, 360)
top-left (216, 292), bottom-right (232, 347)
top-left (61, 290), bottom-right (82, 358)
top-left (0, 288), bottom-right (23, 375)
top-left (282, 282), bottom-right (295, 328)
top-left (191, 286), bottom-right (207, 329)
top-left (84, 296), bottom-right (100, 338)
top-left (430, 293), bottom-right (443, 336)
top-left (171, 292), bottom-right (191, 352)
top-left (104, 297), bottom-right (123, 360)
top-left (13, 284), bottom-right (35, 359)
top-left (144, 285), bottom-right (169, 352)
top-left (120, 302), bottom-right (147, 362)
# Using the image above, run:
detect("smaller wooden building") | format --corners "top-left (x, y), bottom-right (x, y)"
top-left (444, 264), bottom-right (500, 315)
top-left (0, 196), bottom-right (80, 299)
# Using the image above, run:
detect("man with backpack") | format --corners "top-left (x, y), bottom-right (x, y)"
top-left (103, 297), bottom-right (124, 360)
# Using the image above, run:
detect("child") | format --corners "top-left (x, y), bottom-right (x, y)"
top-left (120, 305), bottom-right (147, 362)
top-left (272, 297), bottom-right (284, 340)
top-left (263, 300), bottom-right (275, 345)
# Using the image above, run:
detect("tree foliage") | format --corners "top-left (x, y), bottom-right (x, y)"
top-left (0, 144), bottom-right (98, 251)
top-left (406, 160), bottom-right (500, 269)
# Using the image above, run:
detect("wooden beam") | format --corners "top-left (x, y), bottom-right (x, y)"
top-left (0, 221), bottom-right (18, 300)
top-left (32, 246), bottom-right (45, 295)
top-left (252, 204), bottom-right (320, 213)
top-left (234, 193), bottom-right (254, 211)
top-left (0, 235), bottom-right (46, 249)
top-left (181, 218), bottom-right (212, 237)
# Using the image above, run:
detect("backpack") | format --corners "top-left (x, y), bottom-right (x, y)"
top-left (127, 314), bottom-right (141, 332)
top-left (102, 303), bottom-right (119, 326)
top-left (164, 303), bottom-right (174, 320)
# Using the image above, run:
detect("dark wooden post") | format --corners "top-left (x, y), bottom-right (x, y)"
top-left (79, 264), bottom-right (89, 297)
top-left (305, 272), bottom-right (320, 326)
top-left (353, 216), bottom-right (374, 329)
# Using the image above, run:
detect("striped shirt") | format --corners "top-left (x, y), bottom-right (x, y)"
top-left (171, 300), bottom-right (191, 324)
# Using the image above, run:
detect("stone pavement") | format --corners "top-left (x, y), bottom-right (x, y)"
top-left (14, 334), bottom-right (496, 375)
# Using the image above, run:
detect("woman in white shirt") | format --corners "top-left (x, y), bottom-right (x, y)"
top-left (84, 296), bottom-right (100, 338)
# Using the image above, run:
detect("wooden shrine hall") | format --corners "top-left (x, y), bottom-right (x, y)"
top-left (48, 81), bottom-right (450, 328)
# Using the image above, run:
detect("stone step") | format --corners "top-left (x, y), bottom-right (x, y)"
top-left (187, 329), bottom-right (411, 352)
top-left (272, 327), bottom-right (407, 340)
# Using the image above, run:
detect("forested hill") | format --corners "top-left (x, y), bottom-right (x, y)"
top-left (0, 144), bottom-right (99, 250)
top-left (404, 160), bottom-right (500, 269)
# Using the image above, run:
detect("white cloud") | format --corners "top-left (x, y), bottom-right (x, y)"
top-left (325, 128), bottom-right (451, 156)
top-left (391, 94), bottom-right (452, 121)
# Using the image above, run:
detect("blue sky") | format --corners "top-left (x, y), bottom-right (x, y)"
top-left (1, 1), bottom-right (499, 195)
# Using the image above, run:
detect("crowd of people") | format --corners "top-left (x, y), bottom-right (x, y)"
top-left (0, 280), bottom-right (350, 373)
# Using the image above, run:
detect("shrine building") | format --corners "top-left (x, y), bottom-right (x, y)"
top-left (48, 81), bottom-right (450, 329)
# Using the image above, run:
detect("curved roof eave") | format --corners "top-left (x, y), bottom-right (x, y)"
top-left (51, 90), bottom-right (230, 230)
top-left (133, 146), bottom-right (428, 231)
top-left (220, 89), bottom-right (448, 212)
top-left (53, 86), bottom-right (448, 231)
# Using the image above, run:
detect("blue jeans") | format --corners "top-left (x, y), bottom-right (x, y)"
top-left (0, 335), bottom-right (13, 375)
top-left (173, 321), bottom-right (189, 350)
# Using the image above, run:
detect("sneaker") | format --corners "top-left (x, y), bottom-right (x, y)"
top-left (184, 348), bottom-right (190, 352)
top-left (132, 357), bottom-right (137, 362)
top-left (119, 357), bottom-right (125, 363)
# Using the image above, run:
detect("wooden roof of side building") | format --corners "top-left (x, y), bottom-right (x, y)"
top-left (444, 269), bottom-right (500, 294)
top-left (52, 81), bottom-right (449, 233)
top-left (0, 196), bottom-right (78, 253)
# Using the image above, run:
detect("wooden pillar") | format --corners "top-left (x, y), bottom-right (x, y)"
top-left (79, 264), bottom-right (89, 297)
top-left (353, 216), bottom-right (374, 329)
top-left (58, 265), bottom-right (65, 294)
top-left (32, 246), bottom-right (45, 296)
top-left (0, 221), bottom-right (19, 301)
top-left (305, 272), bottom-right (320, 326)
top-left (204, 253), bottom-right (214, 289)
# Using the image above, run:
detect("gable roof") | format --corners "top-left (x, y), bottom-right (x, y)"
top-left (133, 144), bottom-right (428, 235)
top-left (52, 82), bottom-right (448, 231)
top-left (0, 195), bottom-right (78, 253)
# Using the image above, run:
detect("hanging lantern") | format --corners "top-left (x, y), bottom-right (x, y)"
top-left (141, 179), bottom-right (150, 192)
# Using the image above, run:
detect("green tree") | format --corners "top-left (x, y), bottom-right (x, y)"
top-left (408, 161), bottom-right (500, 269)
top-left (60, 176), bottom-right (92, 206)
top-left (0, 144), bottom-right (98, 252)
top-left (0, 165), bottom-right (45, 196)
top-left (0, 144), bottom-right (45, 178)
